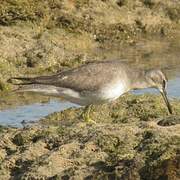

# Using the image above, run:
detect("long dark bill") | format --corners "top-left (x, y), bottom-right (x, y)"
top-left (160, 89), bottom-right (173, 114)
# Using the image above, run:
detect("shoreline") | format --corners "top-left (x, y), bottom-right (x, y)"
top-left (0, 94), bottom-right (180, 179)
top-left (0, 0), bottom-right (180, 179)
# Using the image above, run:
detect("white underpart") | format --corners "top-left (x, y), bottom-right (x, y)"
top-left (61, 76), bottom-right (68, 80)
top-left (57, 87), bottom-right (88, 105)
top-left (55, 81), bottom-right (127, 105)
top-left (60, 88), bottom-right (80, 99)
top-left (22, 85), bottom-right (83, 105)
top-left (56, 81), bottom-right (128, 106)
top-left (33, 88), bottom-right (59, 95)
top-left (58, 88), bottom-right (105, 106)
top-left (100, 81), bottom-right (127, 102)
top-left (18, 85), bottom-right (60, 96)
top-left (19, 81), bottom-right (128, 106)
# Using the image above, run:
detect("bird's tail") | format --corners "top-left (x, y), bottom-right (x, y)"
top-left (7, 77), bottom-right (36, 85)
top-left (8, 76), bottom-right (60, 95)
top-left (7, 75), bottom-right (55, 86)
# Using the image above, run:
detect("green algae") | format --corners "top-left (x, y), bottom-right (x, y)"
top-left (39, 94), bottom-right (180, 127)
top-left (0, 0), bottom-right (180, 179)
top-left (0, 94), bottom-right (180, 179)
top-left (0, 0), bottom-right (50, 26)
top-left (158, 116), bottom-right (180, 126)
top-left (138, 130), bottom-right (180, 180)
top-left (0, 125), bottom-right (5, 134)
top-left (0, 0), bottom-right (179, 95)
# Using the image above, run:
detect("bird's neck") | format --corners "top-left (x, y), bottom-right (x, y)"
top-left (130, 70), bottom-right (150, 90)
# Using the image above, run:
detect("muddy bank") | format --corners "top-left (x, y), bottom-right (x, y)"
top-left (0, 0), bottom-right (180, 94)
top-left (0, 1), bottom-right (180, 179)
top-left (0, 94), bottom-right (180, 179)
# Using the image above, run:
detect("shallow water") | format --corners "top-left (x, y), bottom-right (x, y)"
top-left (0, 100), bottom-right (76, 127)
top-left (134, 76), bottom-right (180, 98)
top-left (0, 37), bottom-right (180, 127)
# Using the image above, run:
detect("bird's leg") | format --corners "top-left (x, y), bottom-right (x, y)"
top-left (82, 105), bottom-right (96, 124)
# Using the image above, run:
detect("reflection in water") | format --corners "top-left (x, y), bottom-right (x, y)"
top-left (95, 37), bottom-right (180, 79)
top-left (0, 37), bottom-right (180, 127)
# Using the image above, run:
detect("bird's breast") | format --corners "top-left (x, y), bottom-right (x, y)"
top-left (100, 81), bottom-right (128, 101)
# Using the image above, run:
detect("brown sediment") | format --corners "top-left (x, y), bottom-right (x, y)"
top-left (0, 0), bottom-right (180, 95)
top-left (0, 1), bottom-right (180, 179)
top-left (0, 94), bottom-right (180, 179)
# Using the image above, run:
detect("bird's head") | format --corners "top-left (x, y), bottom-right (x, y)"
top-left (145, 69), bottom-right (172, 114)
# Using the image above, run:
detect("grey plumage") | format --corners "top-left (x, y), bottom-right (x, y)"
top-left (9, 60), bottom-right (173, 114)
top-left (12, 61), bottom-right (131, 92)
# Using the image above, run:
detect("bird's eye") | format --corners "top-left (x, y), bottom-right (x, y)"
top-left (163, 80), bottom-right (166, 89)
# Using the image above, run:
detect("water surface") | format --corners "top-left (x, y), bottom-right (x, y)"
top-left (134, 76), bottom-right (180, 98)
top-left (0, 100), bottom-right (76, 127)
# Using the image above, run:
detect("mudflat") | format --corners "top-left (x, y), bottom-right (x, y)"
top-left (0, 1), bottom-right (180, 179)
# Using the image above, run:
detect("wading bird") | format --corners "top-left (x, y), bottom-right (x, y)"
top-left (8, 61), bottom-right (172, 123)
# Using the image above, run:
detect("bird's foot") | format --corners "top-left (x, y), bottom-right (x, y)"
top-left (84, 116), bottom-right (96, 124)
top-left (82, 113), bottom-right (96, 124)
top-left (81, 105), bottom-right (96, 124)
